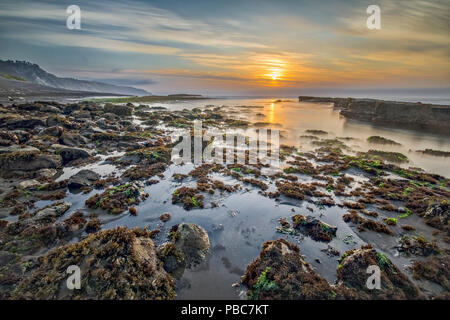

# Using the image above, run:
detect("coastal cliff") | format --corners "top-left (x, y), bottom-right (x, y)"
top-left (299, 96), bottom-right (450, 133)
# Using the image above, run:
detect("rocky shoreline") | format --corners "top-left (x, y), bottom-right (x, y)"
top-left (0, 99), bottom-right (448, 300)
top-left (299, 96), bottom-right (450, 133)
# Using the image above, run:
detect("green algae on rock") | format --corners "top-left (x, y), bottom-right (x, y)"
top-left (292, 214), bottom-right (337, 242)
top-left (367, 136), bottom-right (401, 145)
top-left (85, 182), bottom-right (148, 214)
top-left (242, 239), bottom-right (335, 300)
top-left (336, 245), bottom-right (423, 299)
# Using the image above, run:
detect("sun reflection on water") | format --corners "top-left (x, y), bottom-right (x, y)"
top-left (268, 102), bottom-right (275, 123)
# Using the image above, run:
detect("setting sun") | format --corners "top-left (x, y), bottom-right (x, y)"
top-left (264, 68), bottom-right (282, 82)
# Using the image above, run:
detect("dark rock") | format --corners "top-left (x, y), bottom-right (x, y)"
top-left (0, 131), bottom-right (19, 146)
top-left (341, 99), bottom-right (450, 133)
top-left (11, 130), bottom-right (31, 143)
top-left (292, 214), bottom-right (337, 242)
top-left (4, 117), bottom-right (45, 130)
top-left (59, 132), bottom-right (89, 147)
top-left (30, 202), bottom-right (71, 224)
top-left (424, 200), bottom-right (448, 230)
top-left (0, 147), bottom-right (62, 174)
top-left (159, 213), bottom-right (171, 222)
top-left (40, 126), bottom-right (64, 137)
top-left (59, 147), bottom-right (92, 164)
top-left (0, 250), bottom-right (19, 266)
top-left (71, 110), bottom-right (91, 119)
top-left (157, 242), bottom-right (186, 278)
top-left (46, 115), bottom-right (67, 127)
top-left (172, 223), bottom-right (209, 268)
top-left (104, 103), bottom-right (133, 116)
top-left (68, 169), bottom-right (100, 188)
top-left (299, 96), bottom-right (450, 133)
top-left (103, 113), bottom-right (120, 121)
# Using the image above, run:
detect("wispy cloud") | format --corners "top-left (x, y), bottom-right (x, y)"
top-left (0, 0), bottom-right (448, 93)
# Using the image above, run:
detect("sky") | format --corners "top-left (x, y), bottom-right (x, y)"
top-left (0, 0), bottom-right (449, 96)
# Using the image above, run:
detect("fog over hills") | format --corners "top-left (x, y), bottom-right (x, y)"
top-left (0, 60), bottom-right (149, 96)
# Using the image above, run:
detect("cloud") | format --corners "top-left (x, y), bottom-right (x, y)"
top-left (0, 0), bottom-right (448, 92)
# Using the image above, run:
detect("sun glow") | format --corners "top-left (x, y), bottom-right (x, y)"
top-left (258, 56), bottom-right (286, 83)
top-left (265, 67), bottom-right (282, 81)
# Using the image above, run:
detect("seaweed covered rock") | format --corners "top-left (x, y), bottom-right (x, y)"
top-left (343, 210), bottom-right (393, 235)
top-left (156, 242), bottom-right (186, 278)
top-left (170, 223), bottom-right (209, 268)
top-left (104, 103), bottom-right (133, 117)
top-left (11, 227), bottom-right (175, 299)
top-left (59, 147), bottom-right (92, 164)
top-left (424, 200), bottom-right (448, 230)
top-left (336, 245), bottom-right (423, 299)
top-left (242, 239), bottom-right (335, 299)
top-left (122, 162), bottom-right (166, 181)
top-left (6, 201), bottom-right (71, 235)
top-left (0, 202), bottom-right (82, 253)
top-left (28, 201), bottom-right (71, 224)
top-left (410, 255), bottom-right (450, 291)
top-left (0, 148), bottom-right (61, 175)
top-left (171, 187), bottom-right (204, 210)
top-left (3, 117), bottom-right (45, 130)
top-left (59, 131), bottom-right (88, 147)
top-left (292, 214), bottom-right (337, 242)
top-left (68, 169), bottom-right (100, 189)
top-left (156, 223), bottom-right (209, 278)
top-left (396, 235), bottom-right (443, 256)
top-left (85, 182), bottom-right (147, 214)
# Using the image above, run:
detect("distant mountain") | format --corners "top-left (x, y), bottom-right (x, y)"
top-left (0, 60), bottom-right (149, 96)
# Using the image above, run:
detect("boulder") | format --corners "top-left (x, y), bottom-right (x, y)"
top-left (40, 126), bottom-right (64, 137)
top-left (0, 147), bottom-right (62, 174)
top-left (292, 214), bottom-right (337, 242)
top-left (71, 110), bottom-right (91, 119)
top-left (172, 223), bottom-right (209, 268)
top-left (18, 179), bottom-right (40, 189)
top-left (59, 132), bottom-right (89, 147)
top-left (424, 200), bottom-right (448, 230)
top-left (68, 169), bottom-right (100, 188)
top-left (35, 168), bottom-right (57, 178)
top-left (8, 201), bottom-right (72, 233)
top-left (39, 104), bottom-right (61, 113)
top-left (156, 223), bottom-right (209, 278)
top-left (59, 147), bottom-right (92, 164)
top-left (0, 145), bottom-right (39, 154)
top-left (31, 202), bottom-right (71, 224)
top-left (46, 115), bottom-right (71, 128)
top-left (156, 242), bottom-right (186, 278)
top-left (102, 113), bottom-right (119, 122)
